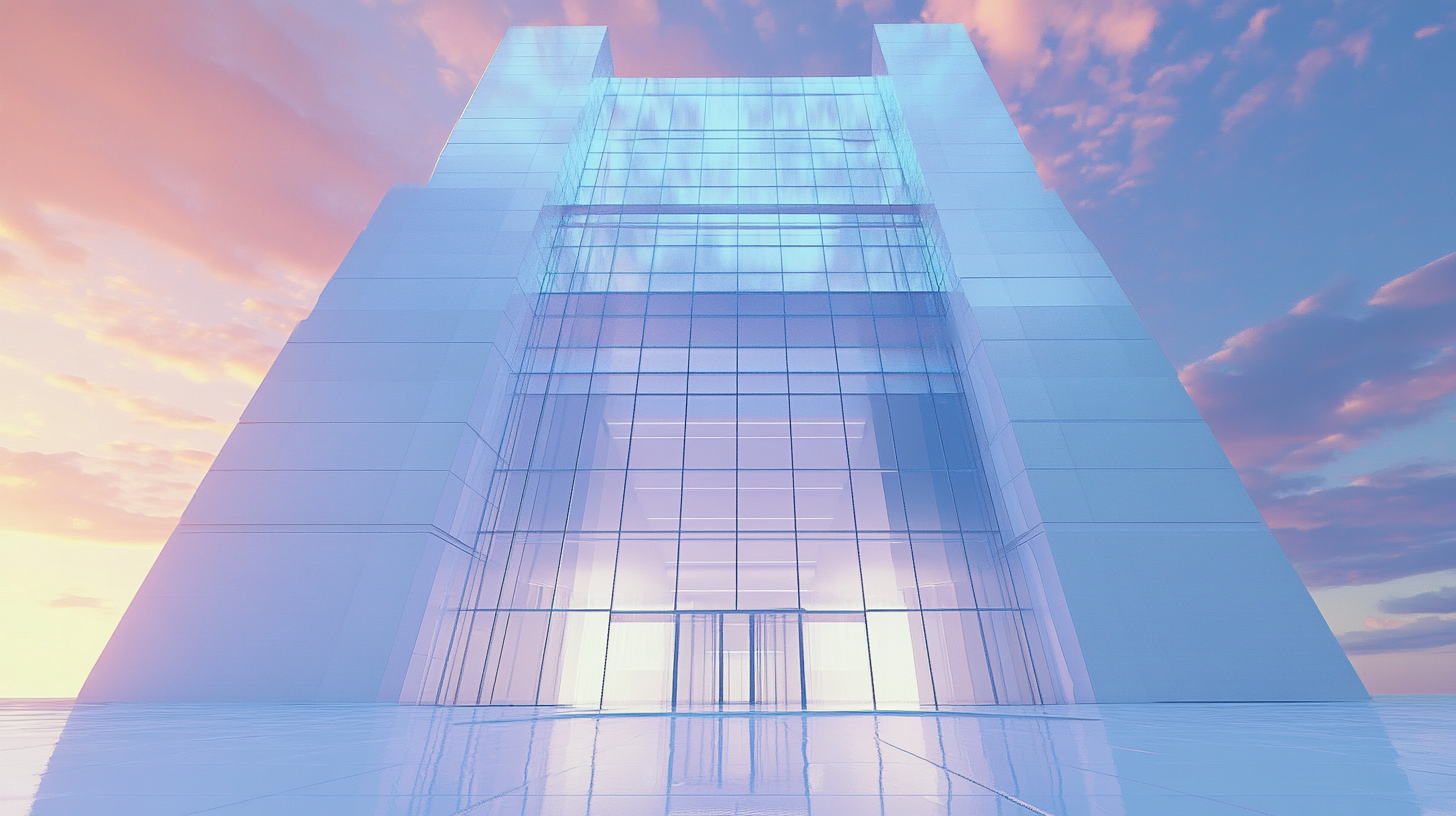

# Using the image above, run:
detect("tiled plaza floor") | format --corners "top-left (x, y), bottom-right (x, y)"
top-left (3, 697), bottom-right (1453, 815)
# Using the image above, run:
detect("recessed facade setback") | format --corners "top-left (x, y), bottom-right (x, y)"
top-left (80, 24), bottom-right (1366, 708)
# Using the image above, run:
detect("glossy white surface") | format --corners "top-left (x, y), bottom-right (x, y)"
top-left (5, 697), bottom-right (1452, 815)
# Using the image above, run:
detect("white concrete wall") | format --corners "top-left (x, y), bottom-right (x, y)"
top-left (873, 23), bottom-right (1365, 702)
top-left (79, 27), bottom-right (614, 703)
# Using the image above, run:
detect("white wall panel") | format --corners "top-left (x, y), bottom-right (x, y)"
top-left (81, 27), bottom-right (615, 703)
top-left (874, 22), bottom-right (1364, 702)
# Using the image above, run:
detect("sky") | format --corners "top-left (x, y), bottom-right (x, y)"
top-left (0, 0), bottom-right (1453, 698)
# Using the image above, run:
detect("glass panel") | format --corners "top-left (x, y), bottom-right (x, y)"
top-left (803, 613), bottom-right (872, 709)
top-left (539, 610), bottom-right (609, 707)
top-left (566, 470), bottom-right (626, 532)
top-left (796, 535), bottom-right (864, 611)
top-left (621, 471), bottom-right (681, 531)
top-left (866, 610), bottom-right (933, 708)
top-left (680, 469), bottom-right (735, 531)
top-left (439, 78), bottom-right (1057, 711)
top-left (737, 536), bottom-right (798, 609)
top-left (676, 536), bottom-right (736, 610)
top-left (554, 534), bottom-right (619, 609)
top-left (793, 470), bottom-right (854, 531)
top-left (502, 534), bottom-right (563, 609)
top-left (602, 614), bottom-right (675, 708)
top-left (483, 610), bottom-right (552, 704)
top-left (612, 535), bottom-right (677, 610)
top-left (922, 611), bottom-right (996, 706)
top-left (909, 535), bottom-right (979, 610)
top-left (736, 470), bottom-right (794, 530)
top-left (858, 536), bottom-right (917, 610)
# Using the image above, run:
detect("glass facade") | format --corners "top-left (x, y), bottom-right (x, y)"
top-left (433, 77), bottom-right (1055, 709)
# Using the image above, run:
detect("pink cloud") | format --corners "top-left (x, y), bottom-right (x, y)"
top-left (0, 448), bottom-right (179, 544)
top-left (1339, 614), bottom-right (1456, 654)
top-left (1369, 252), bottom-right (1456, 306)
top-left (42, 375), bottom-right (226, 431)
top-left (0, 3), bottom-right (457, 294)
top-left (1221, 78), bottom-right (1275, 131)
top-left (1227, 5), bottom-right (1279, 61)
top-left (917, 2), bottom-right (1235, 197)
top-left (54, 293), bottom-right (285, 385)
top-left (1287, 46), bottom-right (1334, 103)
top-left (46, 593), bottom-right (112, 611)
top-left (1381, 587), bottom-right (1456, 615)
top-left (921, 0), bottom-right (1162, 86)
top-left (1260, 465), bottom-right (1456, 587)
top-left (1181, 253), bottom-right (1456, 588)
top-left (409, 0), bottom-right (512, 92)
top-left (754, 9), bottom-right (778, 40)
top-left (1339, 30), bottom-right (1372, 66)
top-left (1180, 252), bottom-right (1456, 474)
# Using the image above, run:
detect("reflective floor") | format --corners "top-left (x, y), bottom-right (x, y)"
top-left (2, 698), bottom-right (1453, 815)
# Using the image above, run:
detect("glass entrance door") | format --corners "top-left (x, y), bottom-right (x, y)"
top-left (675, 613), bottom-right (803, 710)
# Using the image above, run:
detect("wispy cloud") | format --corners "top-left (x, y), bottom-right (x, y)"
top-left (920, 0), bottom-right (1195, 194)
top-left (58, 297), bottom-right (283, 385)
top-left (1222, 79), bottom-right (1275, 131)
top-left (1339, 30), bottom-right (1372, 66)
top-left (1287, 46), bottom-right (1334, 104)
top-left (1180, 252), bottom-right (1456, 475)
top-left (43, 374), bottom-right (227, 431)
top-left (1412, 7), bottom-right (1455, 41)
top-left (1180, 253), bottom-right (1456, 588)
top-left (0, 3), bottom-right (444, 291)
top-left (1380, 587), bottom-right (1456, 615)
top-left (0, 448), bottom-right (179, 544)
top-left (1259, 465), bottom-right (1456, 587)
top-left (921, 0), bottom-right (1162, 83)
top-left (1227, 5), bottom-right (1279, 62)
top-left (1339, 616), bottom-right (1456, 654)
top-left (45, 593), bottom-right (112, 611)
top-left (1218, 16), bottom-right (1376, 131)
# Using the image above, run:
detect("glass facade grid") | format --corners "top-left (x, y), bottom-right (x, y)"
top-left (433, 74), bottom-right (1053, 711)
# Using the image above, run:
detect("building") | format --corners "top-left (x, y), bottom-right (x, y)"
top-left (79, 23), bottom-right (1364, 707)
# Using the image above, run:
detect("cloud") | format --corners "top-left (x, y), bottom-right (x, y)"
top-left (63, 300), bottom-right (283, 385)
top-left (1180, 252), bottom-right (1456, 475)
top-left (921, 0), bottom-right (1161, 84)
top-left (43, 374), bottom-right (226, 431)
top-left (1339, 616), bottom-right (1456, 654)
top-left (1259, 465), bottom-right (1456, 587)
top-left (1413, 8), bottom-right (1455, 41)
top-left (1180, 253), bottom-right (1456, 588)
top-left (0, 3), bottom-right (451, 292)
top-left (0, 448), bottom-right (179, 544)
top-left (1338, 30), bottom-right (1371, 66)
top-left (1287, 46), bottom-right (1334, 104)
top-left (1221, 78), bottom-right (1275, 131)
top-left (1217, 17), bottom-right (1375, 132)
top-left (754, 9), bottom-right (777, 40)
top-left (1379, 587), bottom-right (1456, 615)
top-left (1227, 5), bottom-right (1279, 62)
top-left (408, 0), bottom-right (512, 93)
top-left (919, 0), bottom-right (1235, 196)
top-left (45, 593), bottom-right (112, 611)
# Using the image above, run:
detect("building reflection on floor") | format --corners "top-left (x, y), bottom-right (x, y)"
top-left (5, 698), bottom-right (1454, 815)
